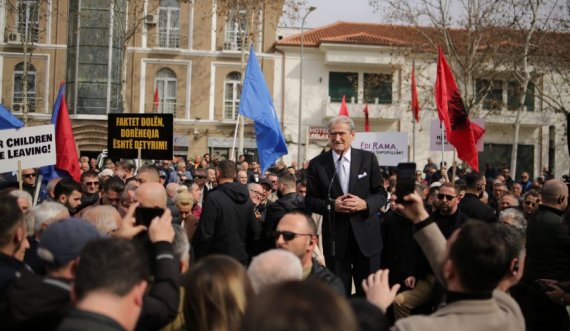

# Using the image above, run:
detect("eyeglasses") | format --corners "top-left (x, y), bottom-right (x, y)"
top-left (328, 131), bottom-right (350, 137)
top-left (195, 175), bottom-right (206, 179)
top-left (23, 173), bottom-right (36, 178)
top-left (524, 200), bottom-right (537, 206)
top-left (437, 194), bottom-right (457, 201)
top-left (274, 230), bottom-right (314, 241)
top-left (85, 181), bottom-right (99, 186)
top-left (250, 190), bottom-right (264, 196)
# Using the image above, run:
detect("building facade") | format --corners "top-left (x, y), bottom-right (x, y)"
top-left (275, 22), bottom-right (570, 178)
top-left (0, 0), bottom-right (284, 160)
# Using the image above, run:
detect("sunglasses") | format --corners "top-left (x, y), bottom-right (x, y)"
top-left (23, 173), bottom-right (36, 178)
top-left (195, 175), bottom-right (206, 179)
top-left (437, 194), bottom-right (457, 201)
top-left (524, 200), bottom-right (537, 206)
top-left (274, 230), bottom-right (313, 241)
top-left (85, 181), bottom-right (100, 186)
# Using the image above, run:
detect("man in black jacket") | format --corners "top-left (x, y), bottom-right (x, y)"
top-left (458, 172), bottom-right (496, 223)
top-left (56, 238), bottom-right (150, 331)
top-left (1, 219), bottom-right (100, 331)
top-left (193, 160), bottom-right (260, 265)
top-left (262, 172), bottom-right (305, 252)
top-left (512, 179), bottom-right (570, 331)
top-left (276, 211), bottom-right (344, 295)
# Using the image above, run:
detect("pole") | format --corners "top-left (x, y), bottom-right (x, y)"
top-left (297, 7), bottom-right (316, 166)
top-left (440, 121), bottom-right (445, 167)
top-left (412, 119), bottom-right (416, 162)
top-left (230, 114), bottom-right (241, 161)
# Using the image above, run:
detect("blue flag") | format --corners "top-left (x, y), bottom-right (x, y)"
top-left (0, 104), bottom-right (24, 129)
top-left (239, 45), bottom-right (288, 174)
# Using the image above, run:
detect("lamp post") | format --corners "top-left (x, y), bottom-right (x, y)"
top-left (297, 6), bottom-right (316, 166)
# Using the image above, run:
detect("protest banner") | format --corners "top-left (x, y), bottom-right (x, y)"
top-left (430, 118), bottom-right (485, 152)
top-left (353, 132), bottom-right (408, 166)
top-left (108, 114), bottom-right (173, 160)
top-left (0, 124), bottom-right (56, 173)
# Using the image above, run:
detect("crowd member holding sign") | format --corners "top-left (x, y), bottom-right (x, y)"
top-left (305, 115), bottom-right (386, 296)
top-left (21, 168), bottom-right (38, 200)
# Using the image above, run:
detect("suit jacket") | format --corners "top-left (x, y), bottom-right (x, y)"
top-left (458, 193), bottom-right (497, 223)
top-left (393, 222), bottom-right (525, 331)
top-left (305, 148), bottom-right (386, 258)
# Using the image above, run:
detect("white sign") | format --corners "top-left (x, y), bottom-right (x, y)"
top-left (0, 124), bottom-right (56, 172)
top-left (353, 132), bottom-right (408, 166)
top-left (430, 119), bottom-right (485, 151)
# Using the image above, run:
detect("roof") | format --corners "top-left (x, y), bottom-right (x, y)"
top-left (276, 21), bottom-right (570, 60)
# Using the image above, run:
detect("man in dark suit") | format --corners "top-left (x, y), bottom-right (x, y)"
top-left (305, 116), bottom-right (386, 296)
top-left (458, 172), bottom-right (496, 223)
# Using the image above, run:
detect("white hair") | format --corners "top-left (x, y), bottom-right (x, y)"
top-left (247, 249), bottom-right (303, 294)
top-left (30, 201), bottom-right (69, 234)
top-left (172, 224), bottom-right (190, 263)
top-left (9, 190), bottom-right (32, 206)
top-left (499, 207), bottom-right (527, 231)
top-left (82, 205), bottom-right (121, 235)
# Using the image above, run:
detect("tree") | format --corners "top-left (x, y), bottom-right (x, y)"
top-left (369, 0), bottom-right (570, 175)
top-left (214, 0), bottom-right (297, 159)
top-left (4, 0), bottom-right (51, 126)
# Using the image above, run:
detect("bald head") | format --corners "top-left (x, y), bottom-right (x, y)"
top-left (541, 179), bottom-right (568, 209)
top-left (165, 183), bottom-right (179, 199)
top-left (135, 182), bottom-right (168, 208)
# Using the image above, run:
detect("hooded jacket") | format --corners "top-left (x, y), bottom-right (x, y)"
top-left (193, 182), bottom-right (260, 264)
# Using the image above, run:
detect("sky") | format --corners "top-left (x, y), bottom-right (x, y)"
top-left (302, 0), bottom-right (381, 28)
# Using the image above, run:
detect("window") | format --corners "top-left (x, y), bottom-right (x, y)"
top-left (476, 79), bottom-right (503, 110)
top-left (158, 0), bottom-right (180, 48)
top-left (364, 73), bottom-right (392, 104)
top-left (329, 72), bottom-right (358, 103)
top-left (507, 81), bottom-right (535, 112)
top-left (18, 0), bottom-right (39, 42)
top-left (223, 72), bottom-right (241, 120)
top-left (156, 68), bottom-right (177, 115)
top-left (224, 10), bottom-right (246, 50)
top-left (13, 62), bottom-right (36, 112)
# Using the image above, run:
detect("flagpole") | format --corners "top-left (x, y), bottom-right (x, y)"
top-left (230, 114), bottom-right (241, 162)
top-left (412, 119), bottom-right (416, 162)
top-left (440, 121), bottom-right (445, 167)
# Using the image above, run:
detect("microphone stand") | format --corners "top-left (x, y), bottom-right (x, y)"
top-left (327, 151), bottom-right (343, 272)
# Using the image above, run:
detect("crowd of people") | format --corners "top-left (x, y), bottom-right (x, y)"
top-left (0, 115), bottom-right (569, 331)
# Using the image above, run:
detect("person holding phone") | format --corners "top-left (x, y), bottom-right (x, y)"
top-left (305, 116), bottom-right (386, 297)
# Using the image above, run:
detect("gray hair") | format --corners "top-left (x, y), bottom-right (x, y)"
top-left (82, 205), bottom-right (121, 235)
top-left (328, 115), bottom-right (355, 132)
top-left (172, 224), bottom-right (190, 263)
top-left (499, 208), bottom-right (527, 231)
top-left (9, 190), bottom-right (33, 207)
top-left (247, 249), bottom-right (303, 294)
top-left (30, 201), bottom-right (69, 235)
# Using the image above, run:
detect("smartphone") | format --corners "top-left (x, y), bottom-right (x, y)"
top-left (135, 206), bottom-right (165, 227)
top-left (396, 163), bottom-right (417, 203)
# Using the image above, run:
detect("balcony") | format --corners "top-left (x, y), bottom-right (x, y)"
top-left (324, 96), bottom-right (401, 120)
top-left (147, 101), bottom-right (186, 119)
top-left (3, 96), bottom-right (44, 113)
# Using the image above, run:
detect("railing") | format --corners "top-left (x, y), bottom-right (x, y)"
top-left (3, 96), bottom-right (45, 113)
top-left (152, 31), bottom-right (180, 49)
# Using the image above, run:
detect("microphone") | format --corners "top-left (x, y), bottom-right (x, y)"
top-left (327, 150), bottom-right (344, 202)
